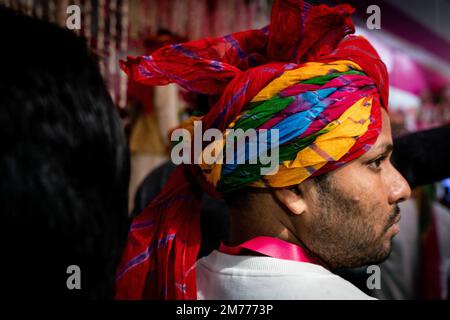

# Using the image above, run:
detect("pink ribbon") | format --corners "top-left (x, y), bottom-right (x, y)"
top-left (219, 236), bottom-right (324, 266)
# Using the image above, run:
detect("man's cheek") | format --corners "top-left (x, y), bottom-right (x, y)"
top-left (354, 173), bottom-right (383, 199)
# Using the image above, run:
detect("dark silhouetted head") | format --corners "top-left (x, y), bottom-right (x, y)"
top-left (0, 7), bottom-right (129, 299)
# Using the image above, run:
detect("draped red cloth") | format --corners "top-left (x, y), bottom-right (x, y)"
top-left (115, 0), bottom-right (389, 299)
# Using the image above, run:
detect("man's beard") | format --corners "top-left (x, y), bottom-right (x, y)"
top-left (304, 176), bottom-right (400, 270)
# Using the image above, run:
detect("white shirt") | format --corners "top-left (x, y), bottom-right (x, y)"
top-left (196, 250), bottom-right (376, 300)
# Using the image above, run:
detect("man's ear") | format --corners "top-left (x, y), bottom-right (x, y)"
top-left (273, 187), bottom-right (307, 215)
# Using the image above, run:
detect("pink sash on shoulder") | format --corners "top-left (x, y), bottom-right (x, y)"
top-left (219, 236), bottom-right (323, 266)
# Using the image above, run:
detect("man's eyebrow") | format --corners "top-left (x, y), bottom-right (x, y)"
top-left (374, 142), bottom-right (393, 155)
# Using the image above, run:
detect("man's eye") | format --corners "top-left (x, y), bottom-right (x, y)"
top-left (368, 156), bottom-right (386, 169)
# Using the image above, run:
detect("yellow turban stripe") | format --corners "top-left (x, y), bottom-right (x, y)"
top-left (251, 60), bottom-right (363, 103)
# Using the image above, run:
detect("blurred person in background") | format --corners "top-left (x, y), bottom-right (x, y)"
top-left (0, 7), bottom-right (130, 299)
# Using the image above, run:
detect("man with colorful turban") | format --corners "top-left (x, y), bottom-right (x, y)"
top-left (115, 0), bottom-right (411, 300)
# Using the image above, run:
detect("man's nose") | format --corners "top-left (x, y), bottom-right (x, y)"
top-left (388, 166), bottom-right (412, 205)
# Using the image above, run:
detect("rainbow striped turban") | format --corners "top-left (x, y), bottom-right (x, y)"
top-left (116, 0), bottom-right (389, 300)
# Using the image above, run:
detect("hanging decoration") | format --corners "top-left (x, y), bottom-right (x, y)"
top-left (0, 0), bottom-right (272, 108)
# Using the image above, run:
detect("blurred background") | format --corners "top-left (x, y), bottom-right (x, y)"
top-left (1, 0), bottom-right (449, 299)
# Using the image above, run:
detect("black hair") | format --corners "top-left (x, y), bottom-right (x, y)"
top-left (0, 7), bottom-right (130, 299)
top-left (224, 173), bottom-right (331, 211)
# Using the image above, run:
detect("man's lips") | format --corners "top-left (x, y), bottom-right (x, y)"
top-left (384, 205), bottom-right (401, 232)
top-left (389, 213), bottom-right (401, 234)
top-left (393, 214), bottom-right (401, 225)
top-left (387, 212), bottom-right (401, 234)
top-left (390, 213), bottom-right (401, 229)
